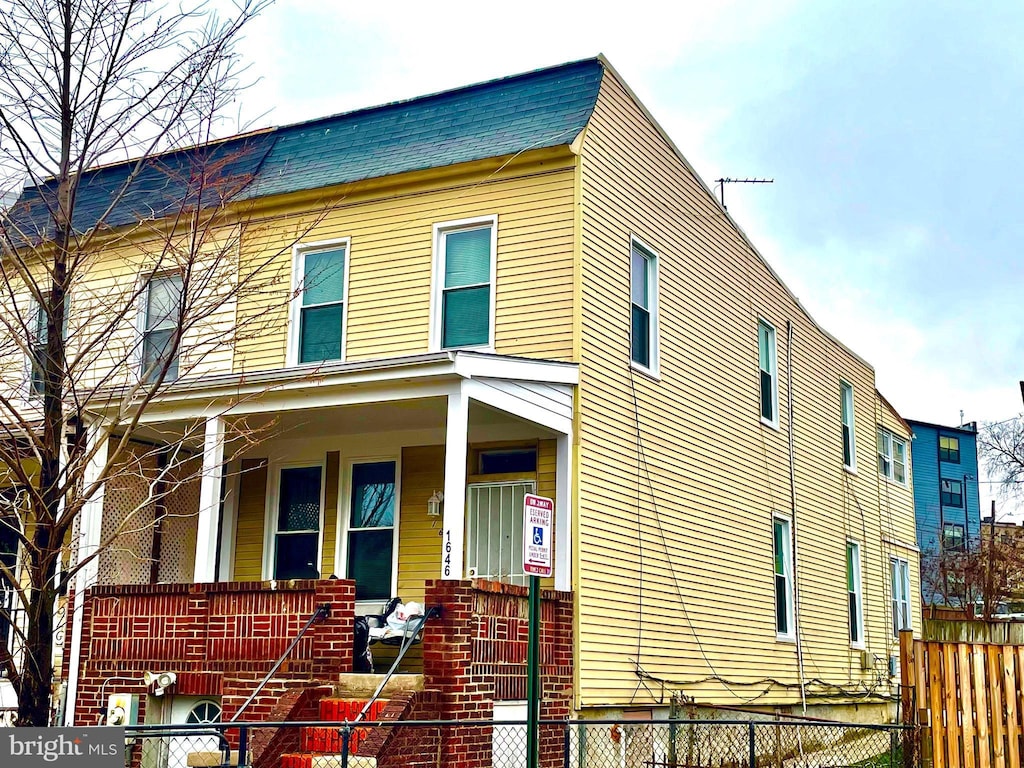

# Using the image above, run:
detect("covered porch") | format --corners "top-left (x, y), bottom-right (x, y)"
top-left (65, 351), bottom-right (576, 724)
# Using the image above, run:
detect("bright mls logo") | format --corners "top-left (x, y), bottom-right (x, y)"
top-left (3, 728), bottom-right (124, 768)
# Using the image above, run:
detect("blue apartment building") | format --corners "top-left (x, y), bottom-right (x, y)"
top-left (906, 420), bottom-right (981, 559)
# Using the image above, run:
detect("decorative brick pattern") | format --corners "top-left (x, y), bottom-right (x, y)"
top-left (422, 579), bottom-right (574, 768)
top-left (69, 579), bottom-right (354, 726)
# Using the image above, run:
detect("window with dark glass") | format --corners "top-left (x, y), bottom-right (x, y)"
top-left (274, 466), bottom-right (322, 580)
top-left (347, 461), bottom-right (396, 601)
top-left (631, 242), bottom-right (656, 369)
top-left (759, 321), bottom-right (777, 424)
top-left (142, 274), bottom-right (182, 382)
top-left (847, 542), bottom-right (863, 645)
top-left (478, 448), bottom-right (538, 475)
top-left (441, 225), bottom-right (492, 348)
top-left (942, 523), bottom-right (965, 552)
top-left (773, 516), bottom-right (793, 637)
top-left (939, 435), bottom-right (960, 463)
top-left (840, 382), bottom-right (855, 469)
top-left (940, 478), bottom-right (963, 508)
top-left (298, 246), bottom-right (347, 363)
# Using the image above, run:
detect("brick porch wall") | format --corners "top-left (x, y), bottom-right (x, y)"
top-left (69, 579), bottom-right (354, 726)
top-left (423, 579), bottom-right (574, 768)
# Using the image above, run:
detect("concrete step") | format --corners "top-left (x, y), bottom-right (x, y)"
top-left (334, 673), bottom-right (423, 698)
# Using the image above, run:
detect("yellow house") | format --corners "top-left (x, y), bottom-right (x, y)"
top-left (3, 56), bottom-right (921, 727)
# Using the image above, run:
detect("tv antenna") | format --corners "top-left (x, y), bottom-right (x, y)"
top-left (715, 177), bottom-right (773, 210)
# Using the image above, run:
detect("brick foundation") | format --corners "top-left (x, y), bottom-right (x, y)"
top-left (423, 579), bottom-right (574, 768)
top-left (69, 579), bottom-right (354, 725)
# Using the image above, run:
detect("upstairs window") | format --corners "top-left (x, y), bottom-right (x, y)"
top-left (434, 217), bottom-right (495, 350)
top-left (630, 239), bottom-right (658, 373)
top-left (939, 435), bottom-right (960, 463)
top-left (142, 274), bottom-right (182, 383)
top-left (940, 478), bottom-right (963, 508)
top-left (840, 381), bottom-right (856, 469)
top-left (291, 242), bottom-right (349, 365)
top-left (29, 297), bottom-right (69, 397)
top-left (942, 523), bottom-right (965, 552)
top-left (773, 515), bottom-right (794, 639)
top-left (877, 429), bottom-right (908, 485)
top-left (758, 320), bottom-right (778, 426)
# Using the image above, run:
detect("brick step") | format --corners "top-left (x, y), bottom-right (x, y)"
top-left (281, 755), bottom-right (376, 768)
top-left (318, 697), bottom-right (388, 722)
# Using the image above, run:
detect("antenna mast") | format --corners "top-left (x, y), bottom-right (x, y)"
top-left (715, 177), bottom-right (774, 210)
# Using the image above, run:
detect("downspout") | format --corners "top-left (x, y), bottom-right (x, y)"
top-left (786, 320), bottom-right (808, 714)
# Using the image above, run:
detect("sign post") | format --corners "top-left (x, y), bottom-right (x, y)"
top-left (523, 493), bottom-right (553, 768)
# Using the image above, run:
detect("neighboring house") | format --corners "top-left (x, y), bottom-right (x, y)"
top-left (1, 56), bottom-right (921, 741)
top-left (906, 420), bottom-right (980, 561)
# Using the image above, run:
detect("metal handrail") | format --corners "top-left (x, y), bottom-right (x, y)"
top-left (229, 602), bottom-right (331, 723)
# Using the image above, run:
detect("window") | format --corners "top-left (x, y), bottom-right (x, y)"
top-left (478, 448), bottom-right (538, 475)
top-left (142, 274), bottom-right (182, 382)
top-left (847, 542), bottom-right (863, 646)
top-left (291, 242), bottom-right (349, 365)
top-left (942, 523), bottom-right (965, 552)
top-left (891, 557), bottom-right (911, 635)
top-left (877, 429), bottom-right (908, 484)
top-left (273, 465), bottom-right (322, 580)
top-left (29, 303), bottom-right (49, 395)
top-left (940, 478), bottom-right (963, 508)
top-left (433, 218), bottom-right (495, 350)
top-left (939, 435), bottom-right (960, 463)
top-left (347, 461), bottom-right (396, 601)
top-left (840, 381), bottom-right (856, 469)
top-left (773, 515), bottom-right (794, 639)
top-left (758, 320), bottom-right (778, 426)
top-left (630, 239), bottom-right (658, 372)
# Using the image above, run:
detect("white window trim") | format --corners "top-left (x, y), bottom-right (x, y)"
top-left (429, 215), bottom-right (498, 353)
top-left (286, 237), bottom-right (352, 367)
top-left (773, 513), bottom-right (795, 642)
top-left (878, 428), bottom-right (909, 486)
top-left (261, 460), bottom-right (327, 580)
top-left (847, 539), bottom-right (865, 649)
top-left (337, 455), bottom-right (401, 608)
top-left (890, 556), bottom-right (912, 637)
top-left (840, 380), bottom-right (856, 472)
top-left (629, 236), bottom-right (660, 378)
top-left (135, 271), bottom-right (183, 382)
top-left (758, 318), bottom-right (779, 430)
top-left (24, 296), bottom-right (45, 399)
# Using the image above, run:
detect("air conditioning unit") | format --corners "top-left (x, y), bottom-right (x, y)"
top-left (106, 693), bottom-right (139, 726)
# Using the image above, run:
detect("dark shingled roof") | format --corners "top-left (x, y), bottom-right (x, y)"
top-left (5, 58), bottom-right (605, 240)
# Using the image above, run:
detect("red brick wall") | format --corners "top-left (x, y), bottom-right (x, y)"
top-left (70, 579), bottom-right (353, 725)
top-left (423, 579), bottom-right (574, 768)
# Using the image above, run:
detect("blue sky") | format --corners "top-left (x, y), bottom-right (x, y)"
top-left (233, 1), bottom-right (1024, 515)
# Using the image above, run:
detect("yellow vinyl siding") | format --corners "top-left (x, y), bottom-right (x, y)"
top-left (322, 451), bottom-right (340, 577)
top-left (575, 69), bottom-right (917, 708)
top-left (234, 158), bottom-right (577, 372)
top-left (232, 459), bottom-right (267, 581)
top-left (397, 445), bottom-right (444, 604)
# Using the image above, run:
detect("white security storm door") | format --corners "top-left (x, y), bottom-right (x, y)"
top-left (466, 481), bottom-right (535, 586)
top-left (274, 466), bottom-right (323, 580)
top-left (346, 461), bottom-right (397, 601)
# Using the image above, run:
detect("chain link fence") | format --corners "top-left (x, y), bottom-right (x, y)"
top-left (124, 718), bottom-right (917, 768)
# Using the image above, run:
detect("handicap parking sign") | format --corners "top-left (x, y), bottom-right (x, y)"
top-left (523, 494), bottom-right (553, 576)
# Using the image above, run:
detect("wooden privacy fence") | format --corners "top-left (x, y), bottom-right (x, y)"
top-left (901, 630), bottom-right (1024, 768)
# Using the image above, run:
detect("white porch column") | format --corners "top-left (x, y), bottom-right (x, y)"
top-left (442, 387), bottom-right (468, 580)
top-left (194, 416), bottom-right (225, 583)
top-left (554, 433), bottom-right (573, 592)
top-left (64, 422), bottom-right (109, 726)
